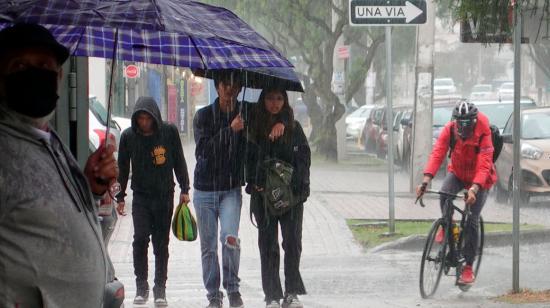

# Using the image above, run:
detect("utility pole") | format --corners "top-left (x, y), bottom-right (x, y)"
top-left (410, 0), bottom-right (435, 191)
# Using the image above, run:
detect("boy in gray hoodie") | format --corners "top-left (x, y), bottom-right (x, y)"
top-left (116, 96), bottom-right (190, 306)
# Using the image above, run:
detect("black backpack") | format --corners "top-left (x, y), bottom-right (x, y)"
top-left (449, 124), bottom-right (503, 162)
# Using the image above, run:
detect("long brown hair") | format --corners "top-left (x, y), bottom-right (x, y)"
top-left (252, 87), bottom-right (294, 143)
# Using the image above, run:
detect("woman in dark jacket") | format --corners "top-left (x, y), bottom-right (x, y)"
top-left (246, 87), bottom-right (311, 308)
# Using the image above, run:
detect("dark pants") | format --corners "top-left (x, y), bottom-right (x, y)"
top-left (132, 191), bottom-right (174, 292)
top-left (440, 173), bottom-right (488, 265)
top-left (251, 193), bottom-right (306, 302)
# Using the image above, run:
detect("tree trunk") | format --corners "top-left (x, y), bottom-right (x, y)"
top-left (301, 79), bottom-right (323, 142)
top-left (316, 95), bottom-right (345, 161)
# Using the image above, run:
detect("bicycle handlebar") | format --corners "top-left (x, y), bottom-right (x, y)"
top-left (415, 189), bottom-right (466, 208)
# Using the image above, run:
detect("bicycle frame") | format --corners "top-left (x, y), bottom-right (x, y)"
top-left (418, 189), bottom-right (484, 297)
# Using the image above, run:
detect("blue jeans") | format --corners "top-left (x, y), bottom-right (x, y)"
top-left (193, 188), bottom-right (242, 301)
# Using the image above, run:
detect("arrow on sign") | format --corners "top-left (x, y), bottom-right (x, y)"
top-left (354, 1), bottom-right (423, 23)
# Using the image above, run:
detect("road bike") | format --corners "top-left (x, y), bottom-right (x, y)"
top-left (417, 189), bottom-right (484, 298)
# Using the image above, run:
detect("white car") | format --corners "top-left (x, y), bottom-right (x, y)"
top-left (89, 96), bottom-right (121, 151)
top-left (498, 82), bottom-right (514, 100)
top-left (113, 116), bottom-right (132, 133)
top-left (345, 105), bottom-right (374, 139)
top-left (470, 84), bottom-right (493, 100)
top-left (433, 78), bottom-right (457, 96)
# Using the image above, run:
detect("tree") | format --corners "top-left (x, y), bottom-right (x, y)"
top-left (443, 0), bottom-right (550, 86)
top-left (205, 0), bottom-right (390, 161)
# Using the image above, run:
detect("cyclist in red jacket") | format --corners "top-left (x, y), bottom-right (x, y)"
top-left (416, 100), bottom-right (497, 285)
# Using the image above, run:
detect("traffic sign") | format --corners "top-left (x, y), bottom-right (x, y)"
top-left (349, 0), bottom-right (426, 26)
top-left (124, 64), bottom-right (140, 78)
top-left (337, 45), bottom-right (350, 59)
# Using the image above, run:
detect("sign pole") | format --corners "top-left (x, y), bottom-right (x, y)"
top-left (512, 2), bottom-right (521, 293)
top-left (386, 26), bottom-right (395, 234)
top-left (349, 0), bottom-right (426, 234)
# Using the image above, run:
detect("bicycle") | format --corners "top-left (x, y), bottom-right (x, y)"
top-left (417, 189), bottom-right (485, 299)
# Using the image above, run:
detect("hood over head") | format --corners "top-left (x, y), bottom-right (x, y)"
top-left (131, 96), bottom-right (162, 133)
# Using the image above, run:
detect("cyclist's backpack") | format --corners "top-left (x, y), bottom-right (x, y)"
top-left (449, 124), bottom-right (503, 162)
top-left (262, 158), bottom-right (299, 217)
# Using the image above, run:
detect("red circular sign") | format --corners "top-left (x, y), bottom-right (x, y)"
top-left (125, 65), bottom-right (139, 78)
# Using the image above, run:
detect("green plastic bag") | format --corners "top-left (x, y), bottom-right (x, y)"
top-left (171, 202), bottom-right (197, 241)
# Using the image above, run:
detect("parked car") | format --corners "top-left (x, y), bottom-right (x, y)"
top-left (433, 78), bottom-right (457, 97)
top-left (360, 105), bottom-right (385, 153)
top-left (89, 95), bottom-right (122, 150)
top-left (88, 95), bottom-right (120, 247)
top-left (376, 105), bottom-right (410, 161)
top-left (474, 98), bottom-right (537, 132)
top-left (497, 82), bottom-right (515, 100)
top-left (469, 84), bottom-right (493, 100)
top-left (495, 107), bottom-right (550, 204)
top-left (346, 105), bottom-right (374, 139)
top-left (397, 109), bottom-right (413, 169)
top-left (113, 116), bottom-right (132, 133)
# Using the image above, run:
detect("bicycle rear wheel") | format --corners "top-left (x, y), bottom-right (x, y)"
top-left (420, 219), bottom-right (448, 298)
top-left (458, 216), bottom-right (484, 291)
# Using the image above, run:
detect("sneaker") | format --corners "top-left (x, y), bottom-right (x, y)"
top-left (206, 298), bottom-right (223, 308)
top-left (154, 287), bottom-right (168, 307)
top-left (266, 299), bottom-right (280, 308)
top-left (435, 227), bottom-right (444, 244)
top-left (133, 288), bottom-right (149, 305)
top-left (458, 265), bottom-right (475, 285)
top-left (154, 297), bottom-right (168, 307)
top-left (282, 294), bottom-right (303, 308)
top-left (229, 292), bottom-right (244, 308)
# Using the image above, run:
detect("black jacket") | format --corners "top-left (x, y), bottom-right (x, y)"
top-left (193, 99), bottom-right (289, 191)
top-left (117, 97), bottom-right (190, 201)
top-left (246, 121), bottom-right (311, 201)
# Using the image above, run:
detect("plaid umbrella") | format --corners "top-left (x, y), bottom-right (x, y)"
top-left (0, 0), bottom-right (292, 69)
top-left (195, 67), bottom-right (304, 92)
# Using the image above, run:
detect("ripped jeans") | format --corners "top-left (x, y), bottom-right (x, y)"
top-left (193, 188), bottom-right (242, 301)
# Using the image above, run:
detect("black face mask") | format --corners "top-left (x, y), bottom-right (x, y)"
top-left (456, 118), bottom-right (477, 139)
top-left (4, 67), bottom-right (59, 118)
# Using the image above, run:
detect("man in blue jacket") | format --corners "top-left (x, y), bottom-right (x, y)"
top-left (193, 70), bottom-right (286, 308)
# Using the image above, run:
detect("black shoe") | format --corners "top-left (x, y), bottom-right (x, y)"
top-left (229, 292), bottom-right (244, 308)
top-left (282, 294), bottom-right (303, 308)
top-left (153, 287), bottom-right (168, 307)
top-left (206, 297), bottom-right (223, 308)
top-left (133, 288), bottom-right (149, 305)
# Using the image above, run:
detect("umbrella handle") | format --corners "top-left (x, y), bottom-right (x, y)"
top-left (104, 28), bottom-right (119, 148)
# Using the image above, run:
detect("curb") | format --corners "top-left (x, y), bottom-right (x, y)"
top-left (370, 228), bottom-right (550, 253)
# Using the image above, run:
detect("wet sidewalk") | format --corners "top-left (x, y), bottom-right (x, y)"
top-left (108, 146), bottom-right (550, 307)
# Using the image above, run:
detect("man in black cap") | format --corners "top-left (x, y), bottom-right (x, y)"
top-left (0, 23), bottom-right (119, 307)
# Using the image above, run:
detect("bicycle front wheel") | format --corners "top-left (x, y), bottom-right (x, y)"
top-left (420, 219), bottom-right (448, 298)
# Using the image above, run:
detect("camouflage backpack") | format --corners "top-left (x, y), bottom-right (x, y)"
top-left (262, 158), bottom-right (299, 216)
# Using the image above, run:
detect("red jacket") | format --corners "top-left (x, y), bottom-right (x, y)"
top-left (423, 112), bottom-right (497, 190)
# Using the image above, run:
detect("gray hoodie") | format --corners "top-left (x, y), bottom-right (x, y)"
top-left (0, 105), bottom-right (111, 307)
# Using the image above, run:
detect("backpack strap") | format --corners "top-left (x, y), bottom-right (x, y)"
top-left (448, 124), bottom-right (456, 158)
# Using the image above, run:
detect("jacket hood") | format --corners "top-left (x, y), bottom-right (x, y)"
top-left (0, 104), bottom-right (48, 145)
top-left (131, 96), bottom-right (162, 132)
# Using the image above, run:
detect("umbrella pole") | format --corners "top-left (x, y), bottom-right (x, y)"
top-left (104, 28), bottom-right (120, 148)
top-left (240, 70), bottom-right (247, 115)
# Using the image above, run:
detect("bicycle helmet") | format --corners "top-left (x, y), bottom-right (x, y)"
top-left (452, 100), bottom-right (478, 139)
